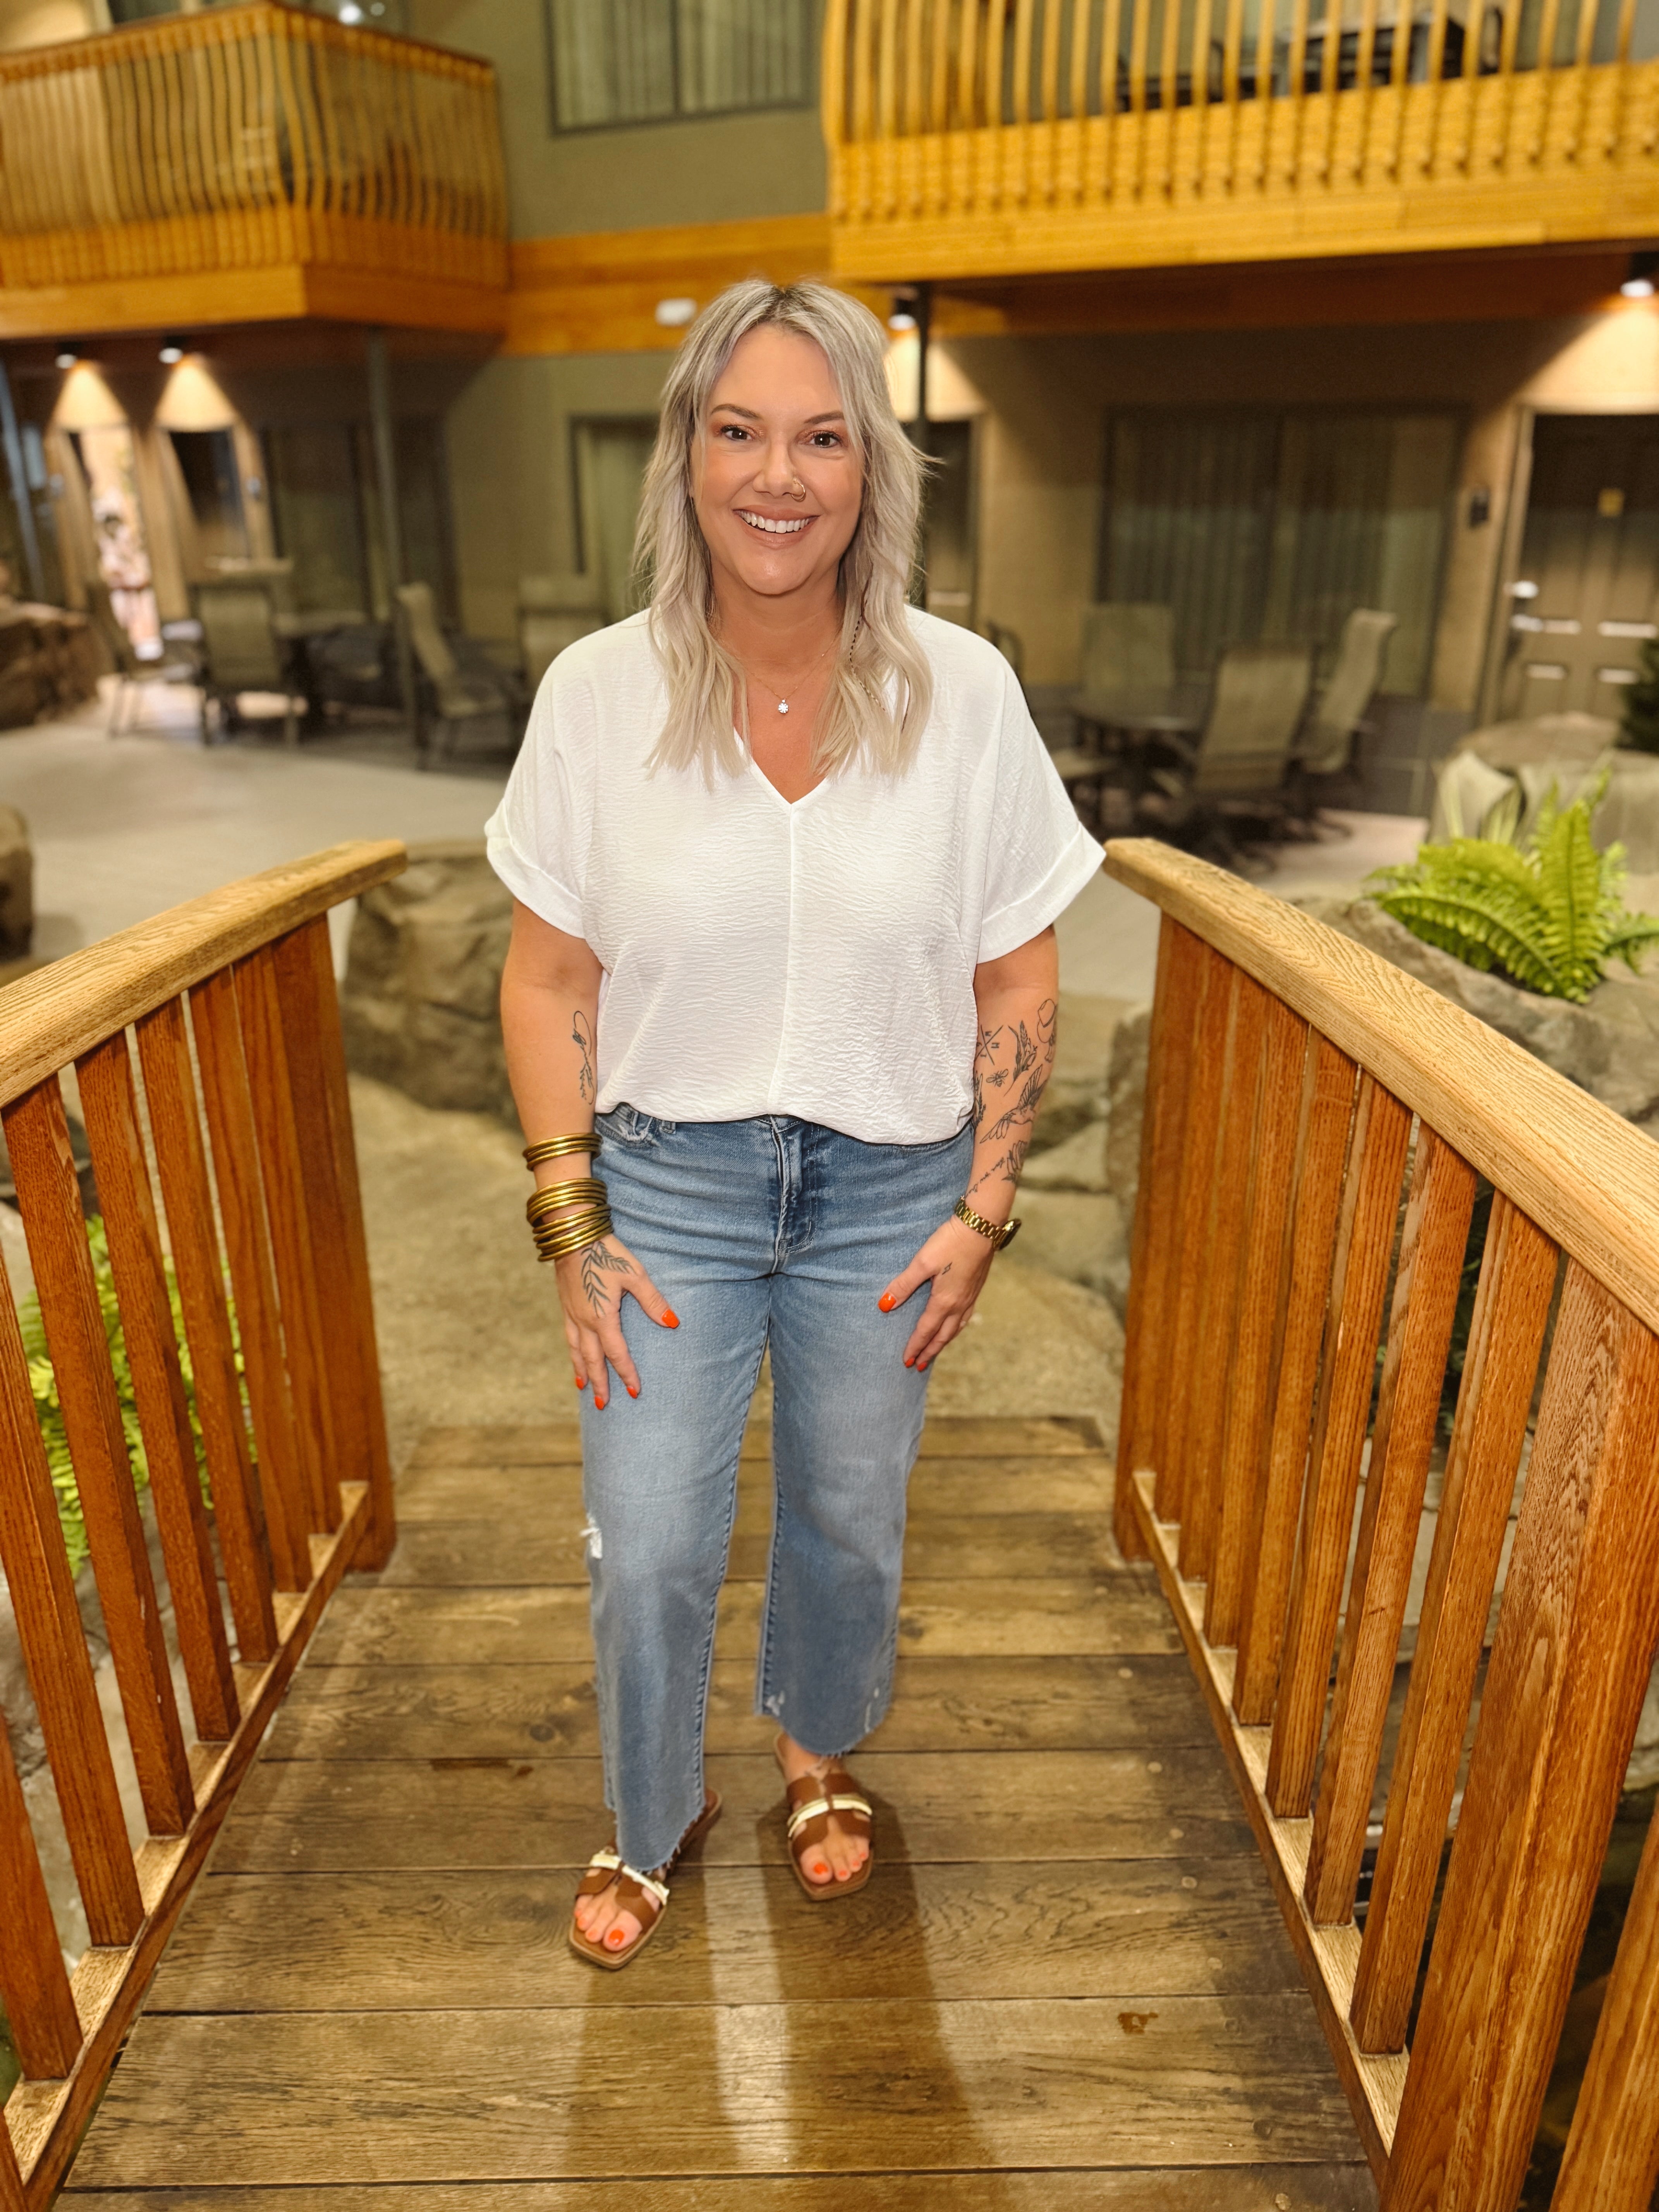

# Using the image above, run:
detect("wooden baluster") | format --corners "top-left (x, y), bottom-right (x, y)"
top-left (272, 918), bottom-right (396, 1566)
top-left (1129, 0), bottom-right (1151, 115)
top-left (188, 968), bottom-right (312, 1591)
top-left (1553, 1766), bottom-right (1659, 2210)
top-left (0, 2110), bottom-right (23, 2212)
top-left (235, 944), bottom-right (341, 1535)
top-left (1302, 1126), bottom-right (1477, 1923)
top-left (1352, 1194), bottom-right (1556, 2052)
top-left (0, 1253), bottom-right (142, 1944)
top-left (134, 998), bottom-right (278, 1665)
top-left (1115, 916), bottom-right (1204, 1556)
top-left (1264, 1074), bottom-right (1410, 1816)
top-left (1099, 0), bottom-right (1124, 182)
top-left (1233, 1034), bottom-right (1356, 1722)
top-left (1179, 967), bottom-right (1267, 1583)
top-left (0, 1688), bottom-right (82, 2078)
top-left (3, 1081), bottom-right (195, 1838)
top-left (1206, 994), bottom-right (1308, 1647)
top-left (1386, 1267), bottom-right (1659, 2212)
top-left (1156, 944), bottom-right (1235, 1526)
top-left (76, 1031), bottom-right (239, 1745)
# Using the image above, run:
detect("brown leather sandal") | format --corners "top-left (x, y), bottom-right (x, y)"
top-left (568, 1788), bottom-right (721, 1970)
top-left (774, 1736), bottom-right (874, 1901)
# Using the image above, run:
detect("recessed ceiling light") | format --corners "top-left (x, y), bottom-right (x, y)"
top-left (159, 339), bottom-right (185, 364)
top-left (54, 347), bottom-right (77, 369)
top-left (888, 312), bottom-right (917, 332)
top-left (654, 297), bottom-right (697, 328)
top-left (1621, 250), bottom-right (1659, 299)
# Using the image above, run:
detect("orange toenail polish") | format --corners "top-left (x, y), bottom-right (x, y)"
top-left (606, 1929), bottom-right (624, 1947)
top-left (878, 1293), bottom-right (895, 1312)
top-left (813, 1862), bottom-right (829, 1878)
top-left (662, 1308), bottom-right (680, 1328)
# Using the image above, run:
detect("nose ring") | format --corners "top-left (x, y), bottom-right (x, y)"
top-left (788, 476), bottom-right (807, 501)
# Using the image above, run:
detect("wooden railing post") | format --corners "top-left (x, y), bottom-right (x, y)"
top-left (0, 1690), bottom-right (81, 2080)
top-left (1384, 1265), bottom-right (1659, 2212)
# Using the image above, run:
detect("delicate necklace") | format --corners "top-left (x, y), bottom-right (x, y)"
top-left (748, 633), bottom-right (837, 716)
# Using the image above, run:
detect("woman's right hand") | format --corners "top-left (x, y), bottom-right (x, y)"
top-left (554, 1232), bottom-right (678, 1407)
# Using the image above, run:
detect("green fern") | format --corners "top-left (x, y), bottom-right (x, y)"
top-left (1369, 776), bottom-right (1659, 1005)
top-left (20, 1216), bottom-right (218, 1576)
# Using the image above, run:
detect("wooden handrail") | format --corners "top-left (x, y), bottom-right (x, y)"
top-left (1104, 838), bottom-right (1659, 1340)
top-left (826, 0), bottom-right (1659, 278)
top-left (0, 841), bottom-right (404, 2207)
top-left (0, 840), bottom-right (404, 1111)
top-left (1108, 838), bottom-right (1659, 2208)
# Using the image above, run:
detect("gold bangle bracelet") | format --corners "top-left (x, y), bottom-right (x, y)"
top-left (526, 1178), bottom-right (606, 1217)
top-left (529, 1199), bottom-right (611, 1240)
top-left (533, 1210), bottom-right (614, 1262)
top-left (524, 1134), bottom-right (601, 1169)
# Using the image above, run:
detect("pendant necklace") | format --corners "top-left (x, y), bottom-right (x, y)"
top-left (750, 633), bottom-right (837, 716)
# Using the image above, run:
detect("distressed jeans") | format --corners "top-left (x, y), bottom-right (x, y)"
top-left (577, 1105), bottom-right (973, 1872)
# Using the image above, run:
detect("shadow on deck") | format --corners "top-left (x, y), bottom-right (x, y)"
top-left (60, 1416), bottom-right (1373, 2209)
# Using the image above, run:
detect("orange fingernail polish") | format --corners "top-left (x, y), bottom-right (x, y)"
top-left (627, 1383), bottom-right (639, 1398)
top-left (904, 1356), bottom-right (914, 1368)
top-left (878, 1293), bottom-right (895, 1312)
top-left (662, 1308), bottom-right (679, 1328)
top-left (574, 1376), bottom-right (586, 1389)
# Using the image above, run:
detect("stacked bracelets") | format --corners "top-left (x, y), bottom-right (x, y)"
top-left (523, 1132), bottom-right (612, 1263)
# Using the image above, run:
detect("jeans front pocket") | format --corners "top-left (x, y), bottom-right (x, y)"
top-left (596, 1103), bottom-right (676, 1150)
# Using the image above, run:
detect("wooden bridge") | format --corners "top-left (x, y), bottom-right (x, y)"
top-left (1, 839), bottom-right (1657, 2209)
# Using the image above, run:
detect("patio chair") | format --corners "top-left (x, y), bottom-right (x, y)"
top-left (1055, 603), bottom-right (1179, 826)
top-left (193, 579), bottom-right (300, 745)
top-left (1295, 607), bottom-right (1398, 811)
top-left (1134, 641), bottom-right (1314, 863)
top-left (396, 581), bottom-right (523, 763)
top-left (88, 576), bottom-right (198, 737)
top-left (517, 574), bottom-right (606, 692)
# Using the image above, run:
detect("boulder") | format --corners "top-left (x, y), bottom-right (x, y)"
top-left (0, 802), bottom-right (31, 957)
top-left (340, 842), bottom-right (516, 1123)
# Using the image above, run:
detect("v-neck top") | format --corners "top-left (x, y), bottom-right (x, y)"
top-left (484, 608), bottom-right (1103, 1145)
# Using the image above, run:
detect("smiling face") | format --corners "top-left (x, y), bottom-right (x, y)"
top-left (689, 323), bottom-right (863, 611)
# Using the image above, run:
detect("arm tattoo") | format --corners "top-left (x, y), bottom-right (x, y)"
top-left (579, 1240), bottom-right (630, 1313)
top-left (572, 1010), bottom-right (596, 1104)
top-left (968, 997), bottom-right (1057, 1200)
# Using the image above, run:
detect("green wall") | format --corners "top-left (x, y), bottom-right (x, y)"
top-left (408, 0), bottom-right (827, 239)
top-left (446, 350), bottom-right (671, 639)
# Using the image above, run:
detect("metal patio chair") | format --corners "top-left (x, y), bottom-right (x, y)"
top-left (396, 581), bottom-right (524, 763)
top-left (1293, 607), bottom-right (1399, 816)
top-left (193, 579), bottom-right (301, 744)
top-left (1134, 641), bottom-right (1315, 862)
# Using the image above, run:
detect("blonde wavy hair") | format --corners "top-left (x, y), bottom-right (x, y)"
top-left (635, 278), bottom-right (933, 781)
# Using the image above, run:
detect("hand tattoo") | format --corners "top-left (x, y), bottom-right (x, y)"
top-left (579, 1240), bottom-right (630, 1313)
top-left (572, 1010), bottom-right (596, 1104)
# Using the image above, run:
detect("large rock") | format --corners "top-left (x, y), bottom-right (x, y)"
top-left (0, 802), bottom-right (32, 957)
top-left (1294, 896), bottom-right (1659, 1133)
top-left (341, 842), bottom-right (515, 1123)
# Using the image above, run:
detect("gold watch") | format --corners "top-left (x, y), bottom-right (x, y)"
top-left (953, 1197), bottom-right (1021, 1251)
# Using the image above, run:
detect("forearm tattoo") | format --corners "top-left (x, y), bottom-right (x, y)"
top-left (572, 1010), bottom-right (596, 1103)
top-left (969, 998), bottom-right (1058, 1199)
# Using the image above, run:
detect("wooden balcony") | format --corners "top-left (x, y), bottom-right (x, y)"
top-left (824, 0), bottom-right (1659, 282)
top-left (0, 3), bottom-right (509, 341)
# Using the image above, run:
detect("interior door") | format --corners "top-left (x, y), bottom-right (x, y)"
top-left (574, 418), bottom-right (658, 623)
top-left (1504, 413), bottom-right (1659, 718)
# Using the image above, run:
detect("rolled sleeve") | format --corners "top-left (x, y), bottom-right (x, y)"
top-left (976, 673), bottom-right (1104, 963)
top-left (483, 656), bottom-right (594, 941)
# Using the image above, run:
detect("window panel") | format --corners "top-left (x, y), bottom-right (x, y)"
top-left (549, 0), bottom-right (809, 128)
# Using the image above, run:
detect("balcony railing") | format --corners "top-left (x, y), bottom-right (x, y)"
top-left (824, 0), bottom-right (1659, 279)
top-left (0, 3), bottom-right (509, 337)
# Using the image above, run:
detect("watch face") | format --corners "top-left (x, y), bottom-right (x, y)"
top-left (1000, 1219), bottom-right (1021, 1251)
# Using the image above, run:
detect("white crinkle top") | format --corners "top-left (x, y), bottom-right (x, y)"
top-left (484, 607), bottom-right (1105, 1146)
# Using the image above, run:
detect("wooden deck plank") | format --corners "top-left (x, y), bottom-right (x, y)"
top-left (207, 1748), bottom-right (1254, 1871)
top-left (63, 2167), bottom-right (1378, 2209)
top-left (369, 1512), bottom-right (1126, 1587)
top-left (400, 1416), bottom-right (1102, 1472)
top-left (392, 1455), bottom-right (1115, 1522)
top-left (68, 1996), bottom-right (1362, 2185)
top-left (307, 1578), bottom-right (1182, 1665)
top-left (263, 1654), bottom-right (1214, 1760)
top-left (146, 1860), bottom-right (1306, 2011)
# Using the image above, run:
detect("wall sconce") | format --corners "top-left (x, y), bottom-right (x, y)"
top-left (654, 297), bottom-right (697, 328)
top-left (1466, 485), bottom-right (1491, 527)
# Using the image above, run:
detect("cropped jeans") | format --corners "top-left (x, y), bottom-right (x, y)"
top-left (578, 1105), bottom-right (973, 1872)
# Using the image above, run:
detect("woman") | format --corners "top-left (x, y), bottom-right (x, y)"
top-left (487, 279), bottom-right (1103, 1968)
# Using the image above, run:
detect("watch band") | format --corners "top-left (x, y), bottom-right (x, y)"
top-left (953, 1197), bottom-right (1022, 1251)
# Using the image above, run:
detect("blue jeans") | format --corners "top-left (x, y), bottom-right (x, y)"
top-left (578, 1106), bottom-right (973, 1871)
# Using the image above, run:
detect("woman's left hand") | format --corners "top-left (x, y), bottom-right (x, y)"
top-left (878, 1215), bottom-right (999, 1371)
